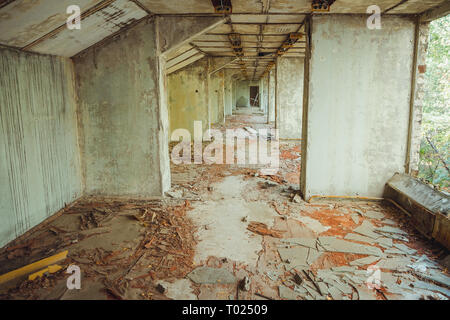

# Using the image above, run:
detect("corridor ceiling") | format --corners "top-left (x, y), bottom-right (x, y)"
top-left (0, 0), bottom-right (447, 80)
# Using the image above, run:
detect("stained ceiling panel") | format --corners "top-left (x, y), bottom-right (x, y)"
top-left (138, 0), bottom-right (213, 14)
top-left (29, 0), bottom-right (147, 57)
top-left (0, 0), bottom-right (103, 47)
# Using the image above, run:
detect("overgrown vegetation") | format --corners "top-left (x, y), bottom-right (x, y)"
top-left (418, 15), bottom-right (450, 192)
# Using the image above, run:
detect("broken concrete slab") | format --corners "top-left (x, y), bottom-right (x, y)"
top-left (331, 266), bottom-right (357, 273)
top-left (318, 236), bottom-right (383, 256)
top-left (328, 286), bottom-right (343, 300)
top-left (376, 237), bottom-right (393, 248)
top-left (376, 226), bottom-right (408, 235)
top-left (344, 233), bottom-right (376, 244)
top-left (349, 256), bottom-right (381, 267)
top-left (306, 248), bottom-right (322, 265)
top-left (280, 237), bottom-right (317, 249)
top-left (413, 269), bottom-right (450, 288)
top-left (377, 231), bottom-right (409, 242)
top-left (297, 216), bottom-right (330, 234)
top-left (353, 220), bottom-right (380, 239)
top-left (279, 285), bottom-right (300, 300)
top-left (351, 214), bottom-right (360, 224)
top-left (408, 255), bottom-right (442, 273)
top-left (377, 257), bottom-right (413, 270)
top-left (187, 266), bottom-right (236, 284)
top-left (361, 210), bottom-right (385, 220)
top-left (412, 280), bottom-right (450, 297)
top-left (278, 247), bottom-right (309, 268)
top-left (384, 248), bottom-right (408, 255)
top-left (393, 243), bottom-right (417, 255)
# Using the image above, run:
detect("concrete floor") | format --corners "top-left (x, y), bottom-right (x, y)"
top-left (0, 111), bottom-right (449, 300)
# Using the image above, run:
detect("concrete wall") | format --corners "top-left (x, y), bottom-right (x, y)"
top-left (232, 80), bottom-right (237, 111)
top-left (301, 15), bottom-right (415, 200)
top-left (276, 57), bottom-right (304, 139)
top-left (268, 70), bottom-right (275, 122)
top-left (224, 70), bottom-right (236, 116)
top-left (209, 70), bottom-right (225, 124)
top-left (168, 57), bottom-right (209, 136)
top-left (0, 47), bottom-right (82, 247)
top-left (259, 77), bottom-right (268, 113)
top-left (74, 19), bottom-right (169, 197)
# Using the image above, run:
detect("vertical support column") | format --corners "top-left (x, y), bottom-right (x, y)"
top-left (268, 69), bottom-right (276, 123)
top-left (406, 19), bottom-right (430, 177)
top-left (74, 18), bottom-right (170, 197)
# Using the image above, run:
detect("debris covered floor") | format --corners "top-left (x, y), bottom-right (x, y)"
top-left (0, 114), bottom-right (449, 300)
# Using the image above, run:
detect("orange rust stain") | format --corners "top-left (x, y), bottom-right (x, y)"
top-left (305, 208), bottom-right (355, 237)
top-left (280, 149), bottom-right (297, 160)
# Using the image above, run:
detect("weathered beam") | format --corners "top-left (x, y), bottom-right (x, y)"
top-left (420, 1), bottom-right (450, 22)
top-left (166, 52), bottom-right (205, 74)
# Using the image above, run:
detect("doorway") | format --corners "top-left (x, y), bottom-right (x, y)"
top-left (249, 86), bottom-right (259, 107)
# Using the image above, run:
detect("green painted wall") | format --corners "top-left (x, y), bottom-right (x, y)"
top-left (168, 57), bottom-right (209, 136)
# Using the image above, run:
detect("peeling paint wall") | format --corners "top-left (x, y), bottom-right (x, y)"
top-left (168, 57), bottom-right (209, 136)
top-left (302, 15), bottom-right (415, 200)
top-left (0, 47), bottom-right (82, 247)
top-left (73, 19), bottom-right (168, 197)
top-left (276, 57), bottom-right (304, 139)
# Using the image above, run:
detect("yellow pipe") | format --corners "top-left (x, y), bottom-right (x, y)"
top-left (307, 195), bottom-right (384, 203)
top-left (0, 250), bottom-right (68, 284)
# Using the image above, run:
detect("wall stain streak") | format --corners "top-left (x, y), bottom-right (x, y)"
top-left (0, 47), bottom-right (82, 247)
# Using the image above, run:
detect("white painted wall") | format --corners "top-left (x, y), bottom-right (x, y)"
top-left (302, 15), bottom-right (415, 200)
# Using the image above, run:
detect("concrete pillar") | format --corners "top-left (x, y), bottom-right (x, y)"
top-left (275, 57), bottom-right (304, 139)
top-left (232, 80), bottom-right (237, 112)
top-left (224, 70), bottom-right (239, 117)
top-left (300, 15), bottom-right (416, 200)
top-left (268, 70), bottom-right (275, 123)
top-left (74, 18), bottom-right (170, 197)
top-left (209, 69), bottom-right (225, 124)
top-left (407, 21), bottom-right (430, 177)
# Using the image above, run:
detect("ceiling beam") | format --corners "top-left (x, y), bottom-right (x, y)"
top-left (420, 1), bottom-right (450, 22)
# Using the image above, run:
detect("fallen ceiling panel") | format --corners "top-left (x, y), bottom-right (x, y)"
top-left (28, 0), bottom-right (147, 57)
top-left (0, 0), bottom-right (103, 47)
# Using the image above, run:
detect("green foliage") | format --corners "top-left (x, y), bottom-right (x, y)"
top-left (418, 15), bottom-right (450, 191)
